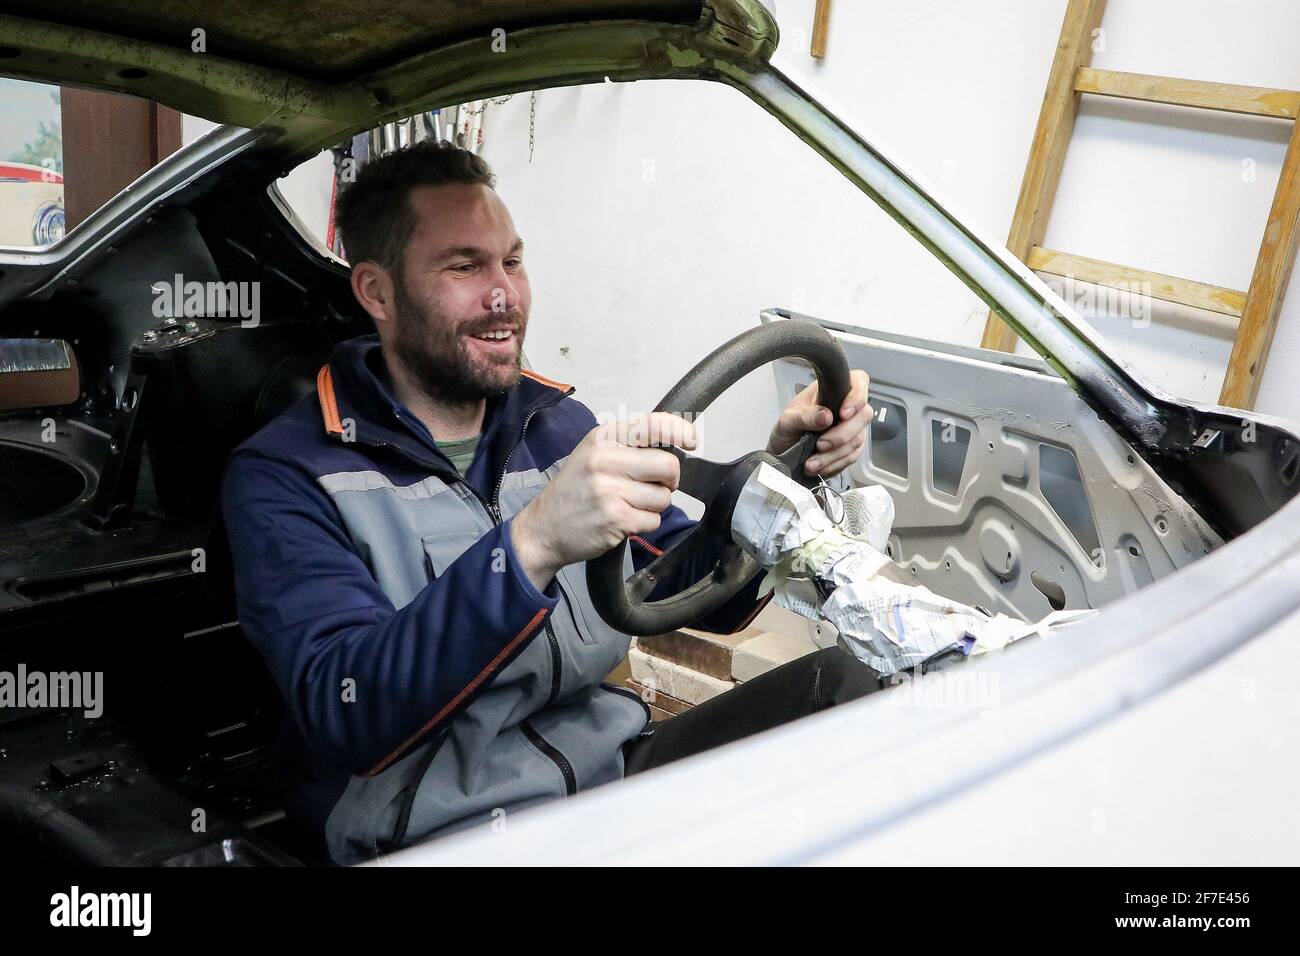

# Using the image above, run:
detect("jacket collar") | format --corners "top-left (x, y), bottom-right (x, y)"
top-left (316, 334), bottom-right (572, 492)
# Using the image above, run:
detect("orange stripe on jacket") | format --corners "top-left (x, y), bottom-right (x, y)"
top-left (520, 368), bottom-right (572, 391)
top-left (316, 364), bottom-right (344, 436)
top-left (364, 607), bottom-right (550, 777)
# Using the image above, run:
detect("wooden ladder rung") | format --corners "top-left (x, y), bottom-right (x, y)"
top-left (1027, 246), bottom-right (1248, 317)
top-left (984, 0), bottom-right (1300, 408)
top-left (1075, 67), bottom-right (1300, 120)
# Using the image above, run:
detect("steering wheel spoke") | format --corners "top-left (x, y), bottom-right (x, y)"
top-left (628, 522), bottom-right (713, 602)
top-left (774, 432), bottom-right (819, 485)
top-left (664, 446), bottom-right (739, 504)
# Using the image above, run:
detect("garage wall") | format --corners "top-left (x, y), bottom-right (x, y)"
top-left (473, 0), bottom-right (1300, 435)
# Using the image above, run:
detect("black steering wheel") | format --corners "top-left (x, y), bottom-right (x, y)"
top-left (586, 320), bottom-right (851, 636)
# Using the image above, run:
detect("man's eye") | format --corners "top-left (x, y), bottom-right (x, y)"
top-left (451, 263), bottom-right (477, 273)
top-left (505, 258), bottom-right (523, 269)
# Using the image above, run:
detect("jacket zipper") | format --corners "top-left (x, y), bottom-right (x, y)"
top-left (492, 397), bottom-right (580, 787)
top-left (359, 394), bottom-right (579, 783)
top-left (489, 394), bottom-right (569, 519)
top-left (551, 573), bottom-right (587, 643)
top-left (384, 727), bottom-right (451, 852)
top-left (600, 681), bottom-right (653, 724)
top-left (543, 624), bottom-right (562, 704)
top-left (368, 387), bottom-right (571, 522)
top-left (484, 394), bottom-right (574, 708)
top-left (521, 722), bottom-right (577, 795)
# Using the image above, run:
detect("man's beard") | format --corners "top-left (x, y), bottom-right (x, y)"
top-left (391, 272), bottom-right (526, 405)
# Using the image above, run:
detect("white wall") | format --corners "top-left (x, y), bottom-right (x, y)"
top-left (470, 0), bottom-right (1300, 431)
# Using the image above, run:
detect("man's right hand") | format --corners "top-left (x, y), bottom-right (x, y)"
top-left (511, 413), bottom-right (698, 592)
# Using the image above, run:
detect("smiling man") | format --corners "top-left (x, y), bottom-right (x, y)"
top-left (221, 140), bottom-right (882, 865)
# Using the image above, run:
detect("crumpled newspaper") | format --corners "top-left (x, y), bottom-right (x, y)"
top-left (731, 462), bottom-right (1098, 677)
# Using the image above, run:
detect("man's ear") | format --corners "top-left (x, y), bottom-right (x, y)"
top-left (351, 261), bottom-right (397, 330)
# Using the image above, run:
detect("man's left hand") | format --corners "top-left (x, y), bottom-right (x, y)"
top-left (766, 369), bottom-right (873, 478)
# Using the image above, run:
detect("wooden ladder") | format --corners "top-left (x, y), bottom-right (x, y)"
top-left (981, 0), bottom-right (1300, 410)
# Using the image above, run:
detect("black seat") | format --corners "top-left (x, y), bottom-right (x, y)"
top-left (252, 351), bottom-right (329, 431)
top-left (203, 345), bottom-right (330, 622)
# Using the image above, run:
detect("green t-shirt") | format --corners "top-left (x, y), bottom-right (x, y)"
top-left (435, 433), bottom-right (481, 475)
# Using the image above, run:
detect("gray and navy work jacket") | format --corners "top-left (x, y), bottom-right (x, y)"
top-left (221, 335), bottom-right (768, 864)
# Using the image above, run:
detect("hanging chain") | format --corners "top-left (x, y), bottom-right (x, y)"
top-left (528, 91), bottom-right (537, 163)
top-left (445, 90), bottom-right (537, 159)
top-left (462, 94), bottom-right (514, 116)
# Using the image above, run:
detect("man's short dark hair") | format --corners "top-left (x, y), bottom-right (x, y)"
top-left (335, 139), bottom-right (497, 275)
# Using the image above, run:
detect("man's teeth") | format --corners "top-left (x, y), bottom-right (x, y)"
top-left (474, 330), bottom-right (512, 340)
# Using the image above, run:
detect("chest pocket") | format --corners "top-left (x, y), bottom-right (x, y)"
top-left (422, 530), bottom-right (487, 580)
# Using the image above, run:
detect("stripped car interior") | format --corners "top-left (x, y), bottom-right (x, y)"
top-left (1, 0), bottom-right (1298, 865)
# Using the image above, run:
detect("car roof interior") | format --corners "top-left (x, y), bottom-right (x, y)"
top-left (0, 0), bottom-right (704, 81)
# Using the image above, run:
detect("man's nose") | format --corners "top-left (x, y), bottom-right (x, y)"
top-left (482, 263), bottom-right (521, 315)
